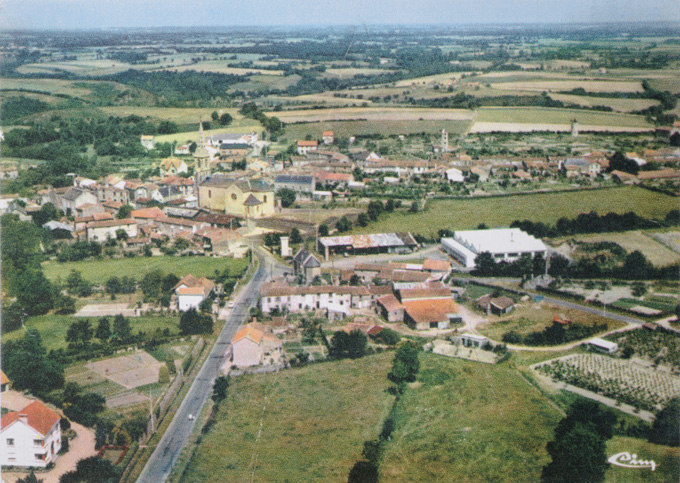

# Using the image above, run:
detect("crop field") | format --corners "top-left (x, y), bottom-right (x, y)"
top-left (99, 107), bottom-right (242, 125)
top-left (2, 315), bottom-right (180, 352)
top-left (16, 59), bottom-right (137, 76)
top-left (379, 353), bottom-right (563, 482)
top-left (476, 304), bottom-right (625, 342)
top-left (605, 436), bottom-right (680, 483)
top-left (322, 67), bottom-right (399, 78)
top-left (160, 61), bottom-right (285, 76)
top-left (536, 354), bottom-right (680, 411)
top-left (182, 353), bottom-right (395, 482)
top-left (609, 327), bottom-right (680, 370)
top-left (354, 186), bottom-right (676, 237)
top-left (270, 107), bottom-right (473, 123)
top-left (283, 119), bottom-right (472, 139)
top-left (474, 107), bottom-right (652, 128)
top-left (548, 94), bottom-right (660, 113)
top-left (42, 255), bottom-right (248, 285)
top-left (554, 231), bottom-right (680, 267)
top-left (490, 79), bottom-right (644, 93)
top-left (0, 77), bottom-right (95, 98)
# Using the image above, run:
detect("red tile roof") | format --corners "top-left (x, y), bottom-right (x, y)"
top-left (1, 400), bottom-right (61, 436)
top-left (131, 207), bottom-right (165, 219)
top-left (403, 298), bottom-right (459, 324)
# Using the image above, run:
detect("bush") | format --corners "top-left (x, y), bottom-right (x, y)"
top-left (158, 364), bottom-right (170, 383)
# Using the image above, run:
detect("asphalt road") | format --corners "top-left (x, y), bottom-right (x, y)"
top-left (137, 250), bottom-right (273, 483)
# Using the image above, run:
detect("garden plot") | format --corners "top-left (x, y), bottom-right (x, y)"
top-left (652, 231), bottom-right (680, 254)
top-left (86, 350), bottom-right (163, 389)
top-left (535, 354), bottom-right (680, 411)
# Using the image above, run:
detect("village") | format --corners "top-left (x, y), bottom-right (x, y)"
top-left (1, 21), bottom-right (680, 483)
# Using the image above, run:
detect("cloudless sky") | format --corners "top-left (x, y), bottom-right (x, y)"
top-left (1, 0), bottom-right (679, 30)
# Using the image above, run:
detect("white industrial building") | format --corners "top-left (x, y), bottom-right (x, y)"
top-left (441, 228), bottom-right (547, 268)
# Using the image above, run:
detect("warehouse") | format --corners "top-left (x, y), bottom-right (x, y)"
top-left (441, 228), bottom-right (547, 268)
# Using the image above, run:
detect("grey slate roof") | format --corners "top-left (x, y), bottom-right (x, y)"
top-left (201, 177), bottom-right (273, 193)
top-left (275, 175), bottom-right (315, 185)
top-left (220, 143), bottom-right (250, 150)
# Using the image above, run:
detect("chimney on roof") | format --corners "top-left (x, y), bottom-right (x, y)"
top-left (19, 414), bottom-right (28, 424)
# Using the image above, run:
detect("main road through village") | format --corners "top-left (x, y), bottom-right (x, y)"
top-left (137, 249), bottom-right (287, 483)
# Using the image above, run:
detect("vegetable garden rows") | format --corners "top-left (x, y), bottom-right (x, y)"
top-left (536, 354), bottom-right (680, 411)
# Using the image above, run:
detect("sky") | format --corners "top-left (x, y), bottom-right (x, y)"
top-left (1, 0), bottom-right (679, 30)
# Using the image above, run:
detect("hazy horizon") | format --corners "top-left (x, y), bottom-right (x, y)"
top-left (1, 0), bottom-right (679, 30)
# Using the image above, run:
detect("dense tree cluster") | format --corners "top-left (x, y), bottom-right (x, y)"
top-left (541, 400), bottom-right (616, 483)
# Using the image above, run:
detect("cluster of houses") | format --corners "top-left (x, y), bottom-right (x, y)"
top-left (260, 249), bottom-right (460, 331)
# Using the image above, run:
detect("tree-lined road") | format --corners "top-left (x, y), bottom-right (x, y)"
top-left (137, 250), bottom-right (274, 483)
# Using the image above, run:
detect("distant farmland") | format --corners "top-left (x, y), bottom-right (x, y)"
top-left (270, 107), bottom-right (473, 123)
top-left (283, 119), bottom-right (472, 139)
top-left (353, 186), bottom-right (676, 237)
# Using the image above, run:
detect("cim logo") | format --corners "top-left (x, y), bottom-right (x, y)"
top-left (608, 452), bottom-right (657, 471)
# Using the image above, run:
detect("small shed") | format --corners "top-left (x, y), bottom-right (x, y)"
top-left (588, 338), bottom-right (618, 354)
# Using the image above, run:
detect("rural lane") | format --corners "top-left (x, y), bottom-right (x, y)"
top-left (137, 249), bottom-right (279, 483)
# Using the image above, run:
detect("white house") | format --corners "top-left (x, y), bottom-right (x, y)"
top-left (446, 168), bottom-right (465, 183)
top-left (441, 228), bottom-right (547, 268)
top-left (176, 287), bottom-right (208, 311)
top-left (1, 370), bottom-right (10, 392)
top-left (1, 400), bottom-right (62, 468)
top-left (85, 218), bottom-right (138, 242)
top-left (232, 323), bottom-right (283, 368)
top-left (174, 275), bottom-right (215, 311)
top-left (297, 140), bottom-right (318, 155)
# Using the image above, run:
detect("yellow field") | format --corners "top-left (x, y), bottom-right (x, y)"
top-left (159, 61), bottom-right (285, 76)
top-left (491, 79), bottom-right (644, 93)
top-left (474, 107), bottom-right (652, 128)
top-left (323, 68), bottom-right (398, 78)
top-left (549, 94), bottom-right (660, 113)
top-left (394, 72), bottom-right (469, 87)
top-left (0, 77), bottom-right (94, 98)
top-left (16, 59), bottom-right (136, 76)
top-left (154, 124), bottom-right (263, 144)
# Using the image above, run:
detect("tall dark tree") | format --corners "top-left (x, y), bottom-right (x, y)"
top-left (648, 397), bottom-right (680, 447)
top-left (3, 329), bottom-right (64, 396)
top-left (96, 317), bottom-right (111, 342)
top-left (388, 341), bottom-right (420, 387)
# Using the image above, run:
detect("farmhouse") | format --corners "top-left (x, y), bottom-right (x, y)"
top-left (0, 400), bottom-right (62, 468)
top-left (322, 131), bottom-right (334, 144)
top-left (206, 132), bottom-right (257, 147)
top-left (476, 294), bottom-right (515, 315)
top-left (317, 232), bottom-right (418, 260)
top-left (260, 283), bottom-right (372, 314)
top-left (232, 323), bottom-right (283, 368)
top-left (140, 135), bottom-right (154, 149)
top-left (441, 228), bottom-right (547, 268)
top-left (403, 298), bottom-right (461, 330)
top-left (219, 143), bottom-right (251, 157)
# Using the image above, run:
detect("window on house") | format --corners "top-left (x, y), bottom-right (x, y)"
top-left (7, 438), bottom-right (14, 446)
top-left (209, 190), bottom-right (212, 198)
top-left (264, 195), bottom-right (267, 202)
top-left (231, 193), bottom-right (238, 200)
top-left (35, 453), bottom-right (45, 460)
top-left (34, 439), bottom-right (43, 446)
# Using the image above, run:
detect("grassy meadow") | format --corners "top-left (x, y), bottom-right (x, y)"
top-left (182, 353), bottom-right (396, 482)
top-left (43, 256), bottom-right (249, 285)
top-left (353, 186), bottom-right (676, 238)
top-left (605, 436), bottom-right (680, 483)
top-left (379, 353), bottom-right (563, 482)
top-left (2, 315), bottom-right (180, 352)
top-left (283, 119), bottom-right (472, 139)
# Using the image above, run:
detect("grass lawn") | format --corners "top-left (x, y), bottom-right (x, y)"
top-left (605, 436), bottom-right (680, 483)
top-left (43, 256), bottom-right (248, 284)
top-left (353, 186), bottom-right (676, 237)
top-left (379, 353), bottom-right (563, 482)
top-left (100, 107), bottom-right (242, 125)
top-left (182, 353), bottom-right (396, 482)
top-left (476, 303), bottom-right (626, 342)
top-left (2, 315), bottom-right (180, 352)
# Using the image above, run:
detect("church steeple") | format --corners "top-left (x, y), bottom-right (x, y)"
top-left (193, 119), bottom-right (211, 184)
top-left (198, 119), bottom-right (205, 147)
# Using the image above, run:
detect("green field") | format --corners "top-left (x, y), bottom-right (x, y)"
top-left (2, 315), bottom-right (179, 352)
top-left (353, 186), bottom-right (676, 237)
top-left (605, 436), bottom-right (680, 483)
top-left (476, 107), bottom-right (652, 127)
top-left (379, 353), bottom-right (563, 482)
top-left (182, 353), bottom-right (396, 482)
top-left (100, 107), bottom-right (242, 125)
top-left (43, 256), bottom-right (249, 285)
top-left (284, 119), bottom-right (471, 139)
